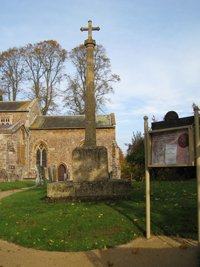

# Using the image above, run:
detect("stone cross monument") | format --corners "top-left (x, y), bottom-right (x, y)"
top-left (80, 20), bottom-right (100, 146)
top-left (47, 20), bottom-right (132, 200)
top-left (72, 20), bottom-right (109, 182)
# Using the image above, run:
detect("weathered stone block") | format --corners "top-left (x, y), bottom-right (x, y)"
top-left (47, 180), bottom-right (132, 200)
top-left (47, 181), bottom-right (75, 198)
top-left (72, 146), bottom-right (109, 182)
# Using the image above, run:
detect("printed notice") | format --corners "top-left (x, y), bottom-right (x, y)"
top-left (151, 129), bottom-right (190, 166)
top-left (165, 144), bottom-right (177, 165)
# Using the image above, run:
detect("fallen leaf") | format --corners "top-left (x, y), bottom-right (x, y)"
top-left (132, 248), bottom-right (139, 254)
top-left (107, 260), bottom-right (114, 266)
top-left (48, 239), bottom-right (54, 245)
top-left (179, 243), bottom-right (189, 249)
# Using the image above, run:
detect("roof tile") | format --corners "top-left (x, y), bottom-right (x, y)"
top-left (0, 101), bottom-right (31, 111)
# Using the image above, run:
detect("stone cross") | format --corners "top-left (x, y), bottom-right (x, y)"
top-left (80, 20), bottom-right (100, 147)
top-left (80, 20), bottom-right (100, 40)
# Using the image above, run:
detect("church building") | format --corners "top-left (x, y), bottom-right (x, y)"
top-left (0, 99), bottom-right (121, 181)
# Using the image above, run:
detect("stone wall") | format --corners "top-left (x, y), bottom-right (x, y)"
top-left (0, 133), bottom-right (7, 181)
top-left (47, 180), bottom-right (132, 200)
top-left (29, 128), bottom-right (120, 179)
top-left (0, 129), bottom-right (26, 181)
top-left (112, 141), bottom-right (121, 179)
top-left (72, 146), bottom-right (109, 182)
top-left (0, 100), bottom-right (41, 129)
top-left (0, 112), bottom-right (29, 127)
top-left (27, 99), bottom-right (42, 126)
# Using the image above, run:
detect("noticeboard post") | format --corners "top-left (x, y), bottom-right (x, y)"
top-left (144, 107), bottom-right (200, 245)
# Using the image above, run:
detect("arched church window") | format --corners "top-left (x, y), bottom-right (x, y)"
top-left (36, 143), bottom-right (47, 167)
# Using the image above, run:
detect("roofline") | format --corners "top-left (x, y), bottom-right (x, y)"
top-left (0, 121), bottom-right (28, 134)
top-left (29, 126), bottom-right (115, 130)
top-left (0, 100), bottom-right (31, 103)
top-left (0, 99), bottom-right (35, 112)
top-left (33, 114), bottom-right (114, 118)
top-left (0, 110), bottom-right (28, 113)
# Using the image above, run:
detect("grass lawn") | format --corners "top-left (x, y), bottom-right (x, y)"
top-left (0, 181), bottom-right (35, 191)
top-left (0, 180), bottom-right (197, 251)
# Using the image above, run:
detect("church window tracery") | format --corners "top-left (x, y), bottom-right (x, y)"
top-left (36, 143), bottom-right (47, 167)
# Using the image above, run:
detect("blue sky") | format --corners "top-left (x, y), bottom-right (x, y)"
top-left (0, 0), bottom-right (200, 152)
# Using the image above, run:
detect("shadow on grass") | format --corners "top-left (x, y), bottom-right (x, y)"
top-left (106, 200), bottom-right (146, 237)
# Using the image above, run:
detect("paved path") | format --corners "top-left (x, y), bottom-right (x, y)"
top-left (0, 189), bottom-right (199, 267)
top-left (0, 187), bottom-right (33, 199)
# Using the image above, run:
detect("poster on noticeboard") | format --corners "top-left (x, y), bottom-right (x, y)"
top-left (151, 129), bottom-right (192, 166)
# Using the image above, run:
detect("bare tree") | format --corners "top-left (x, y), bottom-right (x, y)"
top-left (64, 44), bottom-right (120, 114)
top-left (0, 48), bottom-right (25, 101)
top-left (22, 40), bottom-right (67, 115)
top-left (21, 43), bottom-right (44, 99)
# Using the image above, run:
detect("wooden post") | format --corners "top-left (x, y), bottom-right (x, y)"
top-left (144, 116), bottom-right (151, 239)
top-left (194, 105), bottom-right (200, 245)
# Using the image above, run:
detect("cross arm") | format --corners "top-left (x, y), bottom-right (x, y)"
top-left (80, 27), bottom-right (100, 31)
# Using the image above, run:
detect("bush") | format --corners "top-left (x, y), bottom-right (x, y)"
top-left (123, 132), bottom-right (145, 181)
top-left (151, 167), bottom-right (196, 181)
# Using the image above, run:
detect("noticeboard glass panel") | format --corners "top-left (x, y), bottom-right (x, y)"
top-left (150, 128), bottom-right (193, 167)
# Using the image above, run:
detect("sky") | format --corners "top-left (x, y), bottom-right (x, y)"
top-left (0, 0), bottom-right (200, 152)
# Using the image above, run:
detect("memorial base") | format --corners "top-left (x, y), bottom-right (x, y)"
top-left (72, 146), bottom-right (109, 182)
top-left (47, 180), bottom-right (132, 201)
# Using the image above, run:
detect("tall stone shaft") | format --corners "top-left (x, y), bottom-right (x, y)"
top-left (80, 20), bottom-right (100, 147)
top-left (71, 20), bottom-right (109, 183)
top-left (84, 39), bottom-right (96, 147)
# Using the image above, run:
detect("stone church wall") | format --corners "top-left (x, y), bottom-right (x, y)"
top-left (29, 127), bottom-right (120, 180)
top-left (0, 100), bottom-right (41, 129)
top-left (0, 112), bottom-right (29, 127)
top-left (27, 99), bottom-right (42, 126)
top-left (0, 134), bottom-right (8, 181)
top-left (0, 130), bottom-right (25, 182)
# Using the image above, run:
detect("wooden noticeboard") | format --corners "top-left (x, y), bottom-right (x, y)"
top-left (143, 108), bottom-right (200, 244)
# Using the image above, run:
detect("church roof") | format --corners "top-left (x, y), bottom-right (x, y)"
top-left (0, 121), bottom-right (25, 134)
top-left (30, 114), bottom-right (115, 130)
top-left (0, 101), bottom-right (32, 112)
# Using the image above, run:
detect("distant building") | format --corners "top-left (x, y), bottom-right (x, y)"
top-left (0, 99), bottom-right (121, 181)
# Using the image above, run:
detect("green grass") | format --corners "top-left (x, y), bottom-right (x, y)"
top-left (0, 181), bottom-right (35, 191)
top-left (0, 180), bottom-right (197, 251)
top-left (150, 180), bottom-right (197, 238)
